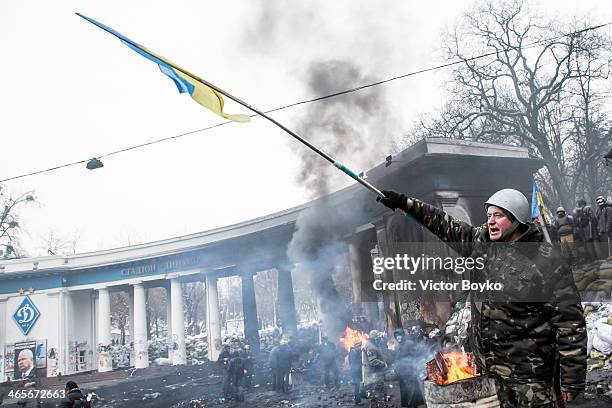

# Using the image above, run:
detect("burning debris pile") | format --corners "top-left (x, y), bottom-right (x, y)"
top-left (426, 350), bottom-right (480, 386)
top-left (424, 350), bottom-right (499, 407)
top-left (339, 327), bottom-right (369, 351)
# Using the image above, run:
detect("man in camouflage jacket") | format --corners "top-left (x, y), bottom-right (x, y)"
top-left (378, 189), bottom-right (586, 407)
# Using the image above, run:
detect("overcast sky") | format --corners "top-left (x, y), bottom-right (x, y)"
top-left (1, 0), bottom-right (610, 256)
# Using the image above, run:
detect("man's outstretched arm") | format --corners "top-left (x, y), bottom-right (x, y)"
top-left (378, 190), bottom-right (484, 257)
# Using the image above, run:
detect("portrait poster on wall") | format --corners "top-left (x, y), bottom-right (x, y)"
top-left (14, 341), bottom-right (37, 380)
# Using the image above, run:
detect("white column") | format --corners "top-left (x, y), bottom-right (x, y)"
top-left (132, 283), bottom-right (149, 368)
top-left (166, 286), bottom-right (173, 361)
top-left (206, 275), bottom-right (222, 361)
top-left (128, 288), bottom-right (135, 366)
top-left (59, 289), bottom-right (68, 375)
top-left (170, 278), bottom-right (186, 365)
top-left (97, 288), bottom-right (112, 372)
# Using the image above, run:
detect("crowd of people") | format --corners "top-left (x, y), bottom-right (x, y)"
top-left (549, 196), bottom-right (612, 264)
top-left (215, 322), bottom-right (435, 407)
top-left (218, 342), bottom-right (254, 402)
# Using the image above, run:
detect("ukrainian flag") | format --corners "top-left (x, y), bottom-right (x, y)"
top-left (76, 13), bottom-right (250, 123)
top-left (531, 180), bottom-right (549, 222)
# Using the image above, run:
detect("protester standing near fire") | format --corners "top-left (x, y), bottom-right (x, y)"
top-left (348, 340), bottom-right (364, 405)
top-left (393, 327), bottom-right (425, 407)
top-left (377, 189), bottom-right (586, 407)
top-left (362, 330), bottom-right (388, 406)
top-left (319, 336), bottom-right (340, 388)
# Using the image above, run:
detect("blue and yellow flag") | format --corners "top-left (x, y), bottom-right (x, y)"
top-left (76, 13), bottom-right (250, 123)
top-left (531, 180), bottom-right (549, 222)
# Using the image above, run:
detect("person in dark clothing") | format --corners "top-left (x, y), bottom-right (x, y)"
top-left (276, 340), bottom-right (294, 393)
top-left (348, 341), bottom-right (363, 405)
top-left (595, 196), bottom-right (612, 259)
top-left (224, 352), bottom-right (245, 401)
top-left (268, 343), bottom-right (281, 390)
top-left (363, 330), bottom-right (388, 405)
top-left (393, 329), bottom-right (424, 408)
top-left (574, 200), bottom-right (599, 262)
top-left (218, 344), bottom-right (231, 366)
top-left (319, 336), bottom-right (339, 388)
top-left (58, 381), bottom-right (90, 408)
top-left (241, 345), bottom-right (253, 389)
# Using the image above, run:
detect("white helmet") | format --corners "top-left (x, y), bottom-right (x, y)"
top-left (484, 189), bottom-right (531, 224)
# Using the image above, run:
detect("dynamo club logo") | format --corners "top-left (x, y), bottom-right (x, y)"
top-left (13, 296), bottom-right (41, 335)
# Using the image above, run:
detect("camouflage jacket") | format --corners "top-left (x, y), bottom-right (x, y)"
top-left (362, 340), bottom-right (387, 385)
top-left (406, 199), bottom-right (587, 392)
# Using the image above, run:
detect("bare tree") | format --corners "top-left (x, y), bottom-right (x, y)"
top-left (563, 31), bottom-right (612, 203)
top-left (0, 186), bottom-right (35, 259)
top-left (292, 265), bottom-right (319, 324)
top-left (254, 269), bottom-right (278, 329)
top-left (183, 282), bottom-right (206, 335)
top-left (417, 0), bottom-right (612, 208)
top-left (39, 229), bottom-right (79, 256)
top-left (218, 277), bottom-right (242, 333)
top-left (146, 288), bottom-right (167, 339)
top-left (111, 292), bottom-right (129, 345)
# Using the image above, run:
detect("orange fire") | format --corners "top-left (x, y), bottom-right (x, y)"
top-left (427, 351), bottom-right (480, 385)
top-left (339, 327), bottom-right (369, 351)
top-left (442, 352), bottom-right (479, 384)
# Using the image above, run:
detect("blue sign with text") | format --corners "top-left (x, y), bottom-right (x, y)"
top-left (13, 296), bottom-right (40, 335)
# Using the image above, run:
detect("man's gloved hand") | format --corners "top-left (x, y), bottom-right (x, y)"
top-left (376, 190), bottom-right (407, 211)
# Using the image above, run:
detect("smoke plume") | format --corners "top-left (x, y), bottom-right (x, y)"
top-left (287, 199), bottom-right (366, 339)
top-left (296, 60), bottom-right (396, 198)
top-left (242, 1), bottom-right (404, 339)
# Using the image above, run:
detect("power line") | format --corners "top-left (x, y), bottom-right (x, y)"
top-left (1, 21), bottom-right (609, 184)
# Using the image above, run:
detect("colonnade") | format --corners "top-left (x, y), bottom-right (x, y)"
top-left (95, 268), bottom-right (298, 371)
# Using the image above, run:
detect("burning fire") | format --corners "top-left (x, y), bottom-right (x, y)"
top-left (339, 327), bottom-right (368, 351)
top-left (427, 351), bottom-right (480, 385)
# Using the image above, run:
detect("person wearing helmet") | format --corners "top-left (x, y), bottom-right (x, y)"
top-left (275, 338), bottom-right (294, 393)
top-left (362, 330), bottom-right (388, 404)
top-left (595, 196), bottom-right (612, 259)
top-left (377, 189), bottom-right (586, 407)
top-left (218, 344), bottom-right (231, 366)
top-left (554, 206), bottom-right (576, 263)
top-left (241, 344), bottom-right (254, 389)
